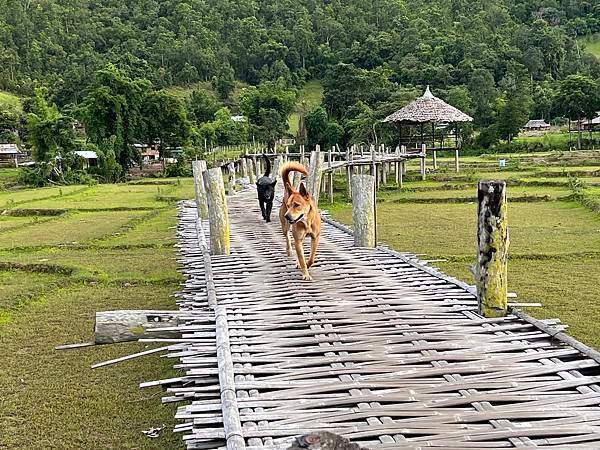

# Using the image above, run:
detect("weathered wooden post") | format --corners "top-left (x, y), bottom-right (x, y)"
top-left (203, 168), bottom-right (230, 255)
top-left (420, 144), bottom-right (427, 181)
top-left (240, 156), bottom-right (248, 180)
top-left (351, 174), bottom-right (376, 248)
top-left (307, 147), bottom-right (324, 205)
top-left (432, 148), bottom-right (438, 170)
top-left (370, 145), bottom-right (378, 190)
top-left (227, 162), bottom-right (235, 195)
top-left (192, 160), bottom-right (209, 220)
top-left (455, 148), bottom-right (460, 173)
top-left (474, 180), bottom-right (509, 318)
top-left (346, 147), bottom-right (352, 199)
top-left (247, 158), bottom-right (256, 183)
top-left (327, 147), bottom-right (334, 203)
top-left (401, 145), bottom-right (407, 175)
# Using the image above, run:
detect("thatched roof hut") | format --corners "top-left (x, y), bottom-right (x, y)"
top-left (383, 86), bottom-right (473, 124)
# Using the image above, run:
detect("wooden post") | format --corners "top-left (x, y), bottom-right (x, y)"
top-left (455, 148), bottom-right (460, 173)
top-left (420, 144), bottom-right (427, 181)
top-left (432, 149), bottom-right (437, 170)
top-left (381, 144), bottom-right (388, 186)
top-left (94, 310), bottom-right (182, 344)
top-left (227, 162), bottom-right (235, 195)
top-left (351, 174), bottom-right (376, 248)
top-left (307, 148), bottom-right (324, 205)
top-left (401, 145), bottom-right (407, 175)
top-left (346, 148), bottom-right (352, 199)
top-left (475, 180), bottom-right (509, 318)
top-left (192, 160), bottom-right (209, 220)
top-left (247, 158), bottom-right (256, 183)
top-left (203, 168), bottom-right (230, 255)
top-left (327, 147), bottom-right (334, 203)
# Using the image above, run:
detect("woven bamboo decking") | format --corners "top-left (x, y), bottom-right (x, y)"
top-left (159, 186), bottom-right (600, 449)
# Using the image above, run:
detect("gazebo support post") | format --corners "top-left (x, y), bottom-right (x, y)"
top-left (420, 144), bottom-right (426, 181)
top-left (454, 123), bottom-right (460, 173)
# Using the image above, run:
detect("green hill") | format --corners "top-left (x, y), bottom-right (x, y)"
top-left (289, 81), bottom-right (324, 135)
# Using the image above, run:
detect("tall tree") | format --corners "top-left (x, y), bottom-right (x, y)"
top-left (80, 65), bottom-right (150, 170)
top-left (239, 80), bottom-right (296, 150)
top-left (142, 90), bottom-right (191, 157)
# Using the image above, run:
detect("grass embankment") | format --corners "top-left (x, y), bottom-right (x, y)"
top-left (0, 179), bottom-right (194, 449)
top-left (289, 80), bottom-right (324, 135)
top-left (325, 150), bottom-right (600, 348)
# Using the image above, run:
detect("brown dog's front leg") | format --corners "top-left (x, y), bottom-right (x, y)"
top-left (294, 239), bottom-right (311, 280)
top-left (307, 234), bottom-right (320, 269)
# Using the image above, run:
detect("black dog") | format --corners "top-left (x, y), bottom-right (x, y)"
top-left (256, 154), bottom-right (277, 222)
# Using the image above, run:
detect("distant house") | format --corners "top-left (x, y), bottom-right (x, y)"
top-left (0, 143), bottom-right (20, 167)
top-left (74, 150), bottom-right (98, 169)
top-left (231, 115), bottom-right (246, 123)
top-left (582, 116), bottom-right (600, 131)
top-left (142, 149), bottom-right (160, 162)
top-left (523, 119), bottom-right (550, 131)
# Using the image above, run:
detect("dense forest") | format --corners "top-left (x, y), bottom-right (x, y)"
top-left (0, 0), bottom-right (599, 182)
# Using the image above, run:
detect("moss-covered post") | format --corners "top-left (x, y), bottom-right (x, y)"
top-left (202, 168), bottom-right (230, 255)
top-left (351, 174), bottom-right (376, 248)
top-left (192, 160), bottom-right (209, 220)
top-left (227, 162), bottom-right (235, 195)
top-left (307, 146), bottom-right (324, 205)
top-left (475, 180), bottom-right (509, 318)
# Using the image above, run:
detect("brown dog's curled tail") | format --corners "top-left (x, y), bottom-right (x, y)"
top-left (279, 161), bottom-right (308, 193)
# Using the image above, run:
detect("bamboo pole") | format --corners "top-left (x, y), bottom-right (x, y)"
top-left (227, 162), bottom-right (235, 195)
top-left (475, 180), bottom-right (509, 318)
top-left (328, 147), bottom-right (334, 203)
top-left (202, 168), bottom-right (230, 255)
top-left (346, 147), bottom-right (352, 199)
top-left (351, 174), bottom-right (376, 248)
top-left (307, 147), bottom-right (324, 205)
top-left (192, 160), bottom-right (208, 220)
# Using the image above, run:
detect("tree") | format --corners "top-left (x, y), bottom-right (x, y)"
top-left (142, 90), bottom-right (191, 157)
top-left (552, 74), bottom-right (600, 149)
top-left (496, 62), bottom-right (533, 144)
top-left (80, 65), bottom-right (150, 170)
top-left (212, 64), bottom-right (236, 100)
top-left (305, 105), bottom-right (343, 149)
top-left (239, 80), bottom-right (296, 150)
top-left (469, 69), bottom-right (497, 127)
top-left (212, 107), bottom-right (248, 146)
top-left (0, 106), bottom-right (20, 142)
top-left (187, 90), bottom-right (220, 124)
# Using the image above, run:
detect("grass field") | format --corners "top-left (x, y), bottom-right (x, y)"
top-left (580, 35), bottom-right (600, 57)
top-left (0, 179), bottom-right (194, 449)
top-left (326, 150), bottom-right (600, 348)
top-left (1, 149), bottom-right (599, 447)
top-left (0, 90), bottom-right (21, 109)
top-left (289, 80), bottom-right (324, 135)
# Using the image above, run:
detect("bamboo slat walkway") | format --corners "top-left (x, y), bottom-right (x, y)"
top-left (159, 186), bottom-right (600, 449)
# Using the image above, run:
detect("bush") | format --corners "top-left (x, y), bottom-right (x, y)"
top-left (164, 159), bottom-right (192, 177)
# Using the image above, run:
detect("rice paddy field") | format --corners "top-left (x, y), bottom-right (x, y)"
top-left (0, 149), bottom-right (599, 448)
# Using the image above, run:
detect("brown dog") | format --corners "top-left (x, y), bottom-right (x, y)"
top-left (279, 162), bottom-right (321, 280)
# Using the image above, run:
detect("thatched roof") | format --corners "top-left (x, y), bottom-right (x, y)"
top-left (524, 119), bottom-right (550, 129)
top-left (383, 86), bottom-right (473, 124)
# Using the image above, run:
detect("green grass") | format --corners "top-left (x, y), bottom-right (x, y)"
top-left (0, 90), bottom-right (21, 110)
top-left (0, 168), bottom-right (20, 188)
top-left (289, 80), bottom-right (324, 135)
top-left (580, 35), bottom-right (600, 57)
top-left (0, 178), bottom-right (189, 449)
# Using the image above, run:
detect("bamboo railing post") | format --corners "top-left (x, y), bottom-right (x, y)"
top-left (307, 146), bottom-right (324, 205)
top-left (192, 160), bottom-right (209, 220)
top-left (420, 144), bottom-right (427, 181)
top-left (227, 162), bottom-right (235, 195)
top-left (475, 180), bottom-right (509, 318)
top-left (202, 168), bottom-right (230, 255)
top-left (351, 174), bottom-right (376, 248)
top-left (346, 147), bottom-right (352, 199)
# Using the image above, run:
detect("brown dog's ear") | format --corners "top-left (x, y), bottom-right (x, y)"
top-left (299, 182), bottom-right (310, 198)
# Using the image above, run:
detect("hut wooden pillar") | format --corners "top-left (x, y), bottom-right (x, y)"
top-left (420, 144), bottom-right (427, 181)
